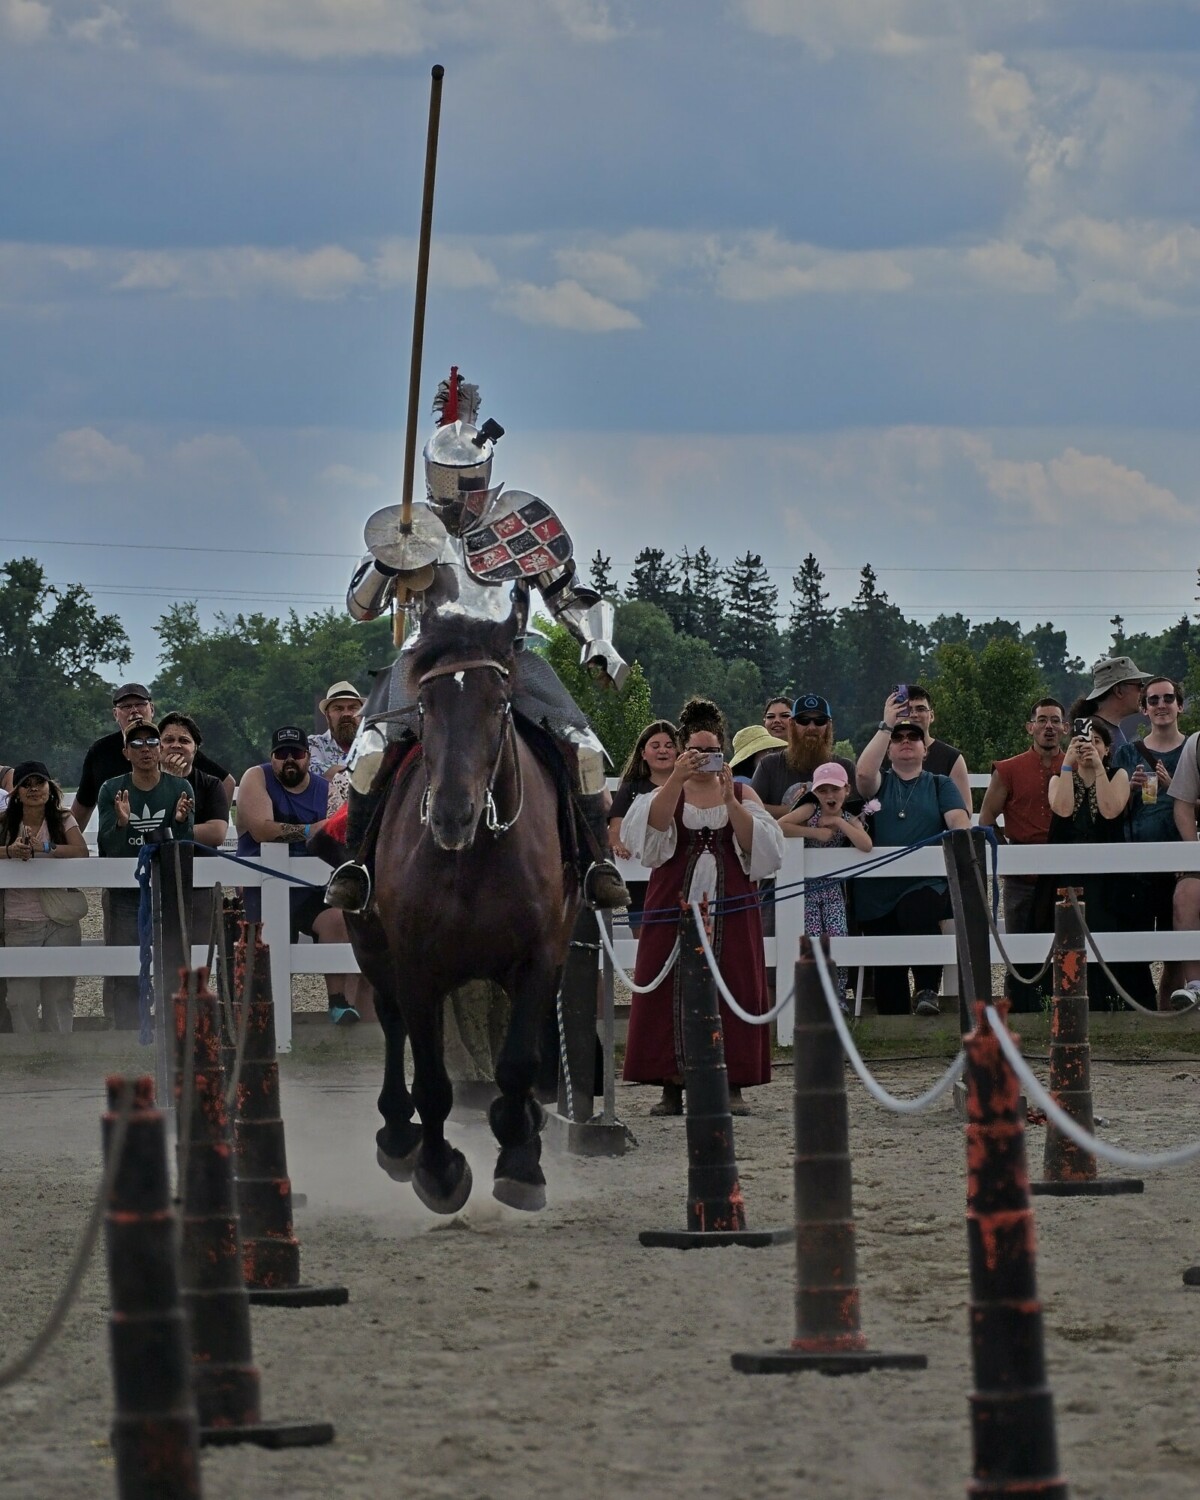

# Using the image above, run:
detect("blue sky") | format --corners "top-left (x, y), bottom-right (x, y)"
top-left (3, 0), bottom-right (1200, 686)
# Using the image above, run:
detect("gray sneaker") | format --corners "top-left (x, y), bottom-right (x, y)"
top-left (913, 990), bottom-right (940, 1017)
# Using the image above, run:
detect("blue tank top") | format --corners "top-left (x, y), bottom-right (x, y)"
top-left (237, 763), bottom-right (330, 860)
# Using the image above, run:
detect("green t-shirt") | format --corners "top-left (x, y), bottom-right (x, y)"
top-left (96, 772), bottom-right (195, 856)
top-left (854, 769), bottom-right (965, 923)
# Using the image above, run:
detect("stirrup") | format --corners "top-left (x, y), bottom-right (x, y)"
top-left (324, 861), bottom-right (373, 914)
top-left (583, 860), bottom-right (631, 911)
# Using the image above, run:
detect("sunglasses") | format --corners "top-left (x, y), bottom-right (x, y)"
top-left (272, 746), bottom-right (308, 761)
top-left (794, 716), bottom-right (830, 727)
top-left (127, 737), bottom-right (160, 749)
top-left (892, 733), bottom-right (923, 744)
top-left (17, 776), bottom-right (48, 788)
top-left (1146, 693), bottom-right (1177, 706)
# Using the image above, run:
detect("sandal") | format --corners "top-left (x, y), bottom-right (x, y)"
top-left (649, 1082), bottom-right (683, 1116)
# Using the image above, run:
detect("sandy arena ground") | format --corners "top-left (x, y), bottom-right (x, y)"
top-left (3, 1034), bottom-right (1200, 1500)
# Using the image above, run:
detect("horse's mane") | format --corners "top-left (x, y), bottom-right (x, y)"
top-left (405, 612), bottom-right (517, 690)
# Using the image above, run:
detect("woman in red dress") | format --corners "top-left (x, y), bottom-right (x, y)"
top-left (620, 697), bottom-right (785, 1115)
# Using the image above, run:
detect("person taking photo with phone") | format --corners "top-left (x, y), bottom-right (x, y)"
top-left (620, 696), bottom-right (784, 1117)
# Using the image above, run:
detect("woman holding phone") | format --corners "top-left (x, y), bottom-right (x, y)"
top-left (619, 696), bottom-right (784, 1115)
top-left (1045, 716), bottom-right (1139, 1010)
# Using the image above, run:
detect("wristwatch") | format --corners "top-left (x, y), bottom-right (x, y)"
top-left (877, 720), bottom-right (891, 733)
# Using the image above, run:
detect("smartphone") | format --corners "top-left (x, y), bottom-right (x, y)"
top-left (893, 683), bottom-right (909, 705)
top-left (696, 751), bottom-right (724, 774)
top-left (1072, 717), bottom-right (1092, 738)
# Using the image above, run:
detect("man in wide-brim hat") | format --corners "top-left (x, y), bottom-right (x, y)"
top-left (1082, 654), bottom-right (1152, 752)
top-left (309, 680), bottom-right (364, 780)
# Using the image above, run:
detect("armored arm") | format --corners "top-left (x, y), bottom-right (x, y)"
top-left (538, 565), bottom-right (629, 690)
top-left (346, 554), bottom-right (399, 623)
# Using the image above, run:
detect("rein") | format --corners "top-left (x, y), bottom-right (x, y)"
top-left (416, 656), bottom-right (524, 836)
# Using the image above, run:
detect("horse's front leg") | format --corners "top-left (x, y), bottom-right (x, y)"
top-left (376, 1000), bottom-right (422, 1180)
top-left (490, 952), bottom-right (559, 1212)
top-left (404, 984), bottom-right (473, 1215)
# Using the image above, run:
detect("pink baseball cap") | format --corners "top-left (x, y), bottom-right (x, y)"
top-left (811, 762), bottom-right (849, 789)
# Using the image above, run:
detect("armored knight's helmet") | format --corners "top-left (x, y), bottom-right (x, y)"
top-left (423, 367), bottom-right (505, 535)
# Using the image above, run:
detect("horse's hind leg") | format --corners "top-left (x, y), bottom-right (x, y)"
top-left (490, 955), bottom-right (557, 1212)
top-left (376, 1001), bottom-right (421, 1181)
top-left (406, 996), bottom-right (473, 1215)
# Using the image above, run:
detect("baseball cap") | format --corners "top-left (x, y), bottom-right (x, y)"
top-left (123, 720), bottom-right (161, 744)
top-left (811, 762), bottom-right (849, 789)
top-left (890, 719), bottom-right (927, 741)
top-left (112, 682), bottom-right (152, 705)
top-left (271, 725), bottom-right (307, 754)
top-left (792, 693), bottom-right (832, 718)
top-left (12, 760), bottom-right (51, 788)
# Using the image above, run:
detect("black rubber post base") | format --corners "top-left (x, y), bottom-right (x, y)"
top-left (639, 1227), bottom-right (794, 1250)
top-left (731, 1348), bottom-right (928, 1377)
top-left (200, 1420), bottom-right (335, 1449)
top-left (1181, 1265), bottom-right (1200, 1286)
top-left (1031, 1178), bottom-right (1144, 1197)
top-left (245, 1284), bottom-right (349, 1308)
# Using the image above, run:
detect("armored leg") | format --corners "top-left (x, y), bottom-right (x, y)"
top-left (577, 792), bottom-right (631, 911)
top-left (324, 721), bottom-right (399, 914)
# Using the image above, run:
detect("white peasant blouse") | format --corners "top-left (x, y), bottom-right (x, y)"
top-left (620, 792), bottom-right (785, 905)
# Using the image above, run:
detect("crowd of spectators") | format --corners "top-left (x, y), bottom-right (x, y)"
top-left (610, 653), bottom-right (1200, 1112)
top-left (4, 651), bottom-right (1200, 1045)
top-left (0, 678), bottom-right (368, 1033)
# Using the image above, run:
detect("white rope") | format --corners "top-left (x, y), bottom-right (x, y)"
top-left (688, 902), bottom-right (795, 1025)
top-left (985, 1004), bottom-right (1200, 1170)
top-left (595, 915), bottom-right (679, 994)
top-left (810, 939), bottom-right (966, 1114)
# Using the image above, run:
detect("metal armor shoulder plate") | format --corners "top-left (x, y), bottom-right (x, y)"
top-left (461, 490), bottom-right (573, 585)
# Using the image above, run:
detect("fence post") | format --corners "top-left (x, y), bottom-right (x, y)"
top-left (151, 841), bottom-right (193, 1140)
top-left (774, 839), bottom-right (805, 1048)
top-left (942, 827), bottom-right (993, 1037)
top-left (256, 843), bottom-right (294, 1054)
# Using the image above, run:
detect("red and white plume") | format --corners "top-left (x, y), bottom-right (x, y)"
top-left (432, 366), bottom-right (481, 428)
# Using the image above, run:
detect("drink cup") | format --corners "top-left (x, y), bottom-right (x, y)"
top-left (1142, 775), bottom-right (1159, 805)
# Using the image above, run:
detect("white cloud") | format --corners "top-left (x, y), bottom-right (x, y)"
top-left (973, 443), bottom-right (1186, 525)
top-left (319, 463), bottom-right (383, 490)
top-left (372, 238), bottom-right (499, 291)
top-left (113, 244), bottom-right (368, 300)
top-left (737, 0), bottom-right (958, 56)
top-left (0, 0), bottom-right (50, 40)
top-left (963, 239), bottom-right (1057, 293)
top-left (162, 0), bottom-right (431, 60)
top-left (171, 433), bottom-right (255, 469)
top-left (496, 278), bottom-right (641, 332)
top-left (47, 427), bottom-right (144, 483)
top-left (554, 247), bottom-right (650, 302)
top-left (66, 3), bottom-right (132, 45)
top-left (715, 233), bottom-right (912, 300)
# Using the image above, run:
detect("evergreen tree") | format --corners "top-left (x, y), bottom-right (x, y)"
top-left (674, 548), bottom-right (701, 639)
top-left (1110, 614), bottom-right (1126, 654)
top-left (588, 549), bottom-right (618, 598)
top-left (835, 565), bottom-right (922, 739)
top-left (1021, 621), bottom-right (1089, 711)
top-left (687, 546), bottom-right (726, 649)
top-left (627, 548), bottom-right (681, 624)
top-left (721, 553), bottom-right (780, 684)
top-left (786, 553), bottom-right (836, 697)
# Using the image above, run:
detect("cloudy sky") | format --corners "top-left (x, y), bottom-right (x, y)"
top-left (3, 0), bottom-right (1200, 686)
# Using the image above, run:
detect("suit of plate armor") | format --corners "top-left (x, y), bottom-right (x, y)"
top-left (327, 373), bottom-right (629, 911)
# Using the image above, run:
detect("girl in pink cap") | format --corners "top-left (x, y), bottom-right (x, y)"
top-left (780, 762), bottom-right (874, 1005)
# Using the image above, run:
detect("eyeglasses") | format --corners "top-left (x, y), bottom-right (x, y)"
top-left (127, 737), bottom-right (160, 749)
top-left (272, 746), bottom-right (308, 761)
top-left (904, 703), bottom-right (932, 713)
top-left (1032, 718), bottom-right (1064, 728)
top-left (1147, 693), bottom-right (1178, 706)
top-left (794, 716), bottom-right (830, 727)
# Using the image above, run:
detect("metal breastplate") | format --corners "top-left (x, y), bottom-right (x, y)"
top-left (401, 535), bottom-right (529, 652)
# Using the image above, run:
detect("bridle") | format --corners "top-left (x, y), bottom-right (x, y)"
top-left (415, 657), bottom-right (524, 836)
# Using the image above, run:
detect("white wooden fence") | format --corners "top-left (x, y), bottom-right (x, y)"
top-left (2, 837), bottom-right (1199, 1052)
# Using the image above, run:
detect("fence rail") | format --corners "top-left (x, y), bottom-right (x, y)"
top-left (2, 839), bottom-right (1199, 1051)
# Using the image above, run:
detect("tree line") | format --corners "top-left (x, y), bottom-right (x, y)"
top-left (2, 551), bottom-right (1198, 785)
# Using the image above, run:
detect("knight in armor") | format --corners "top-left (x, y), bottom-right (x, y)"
top-left (325, 369), bottom-right (631, 914)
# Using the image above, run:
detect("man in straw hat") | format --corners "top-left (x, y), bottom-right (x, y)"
top-left (308, 680), bottom-right (364, 780)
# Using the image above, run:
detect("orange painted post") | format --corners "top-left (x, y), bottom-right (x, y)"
top-left (732, 940), bottom-right (926, 1374)
top-left (964, 999), bottom-right (1067, 1498)
top-left (103, 1075), bottom-right (203, 1499)
top-left (1032, 893), bottom-right (1142, 1198)
top-left (640, 907), bottom-right (791, 1249)
top-left (174, 968), bottom-right (334, 1449)
top-left (223, 924), bottom-right (348, 1307)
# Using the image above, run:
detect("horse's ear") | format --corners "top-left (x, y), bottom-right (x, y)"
top-left (503, 587), bottom-right (527, 646)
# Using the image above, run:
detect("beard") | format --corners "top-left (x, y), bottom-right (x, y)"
top-left (333, 720), bottom-right (359, 751)
top-left (785, 723), bottom-right (834, 776)
top-left (278, 762), bottom-right (306, 787)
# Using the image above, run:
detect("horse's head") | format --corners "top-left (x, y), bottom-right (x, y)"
top-left (408, 611), bottom-right (520, 852)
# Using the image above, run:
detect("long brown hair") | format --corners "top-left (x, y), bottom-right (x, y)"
top-left (2, 774), bottom-right (70, 847)
top-left (618, 719), bottom-right (679, 785)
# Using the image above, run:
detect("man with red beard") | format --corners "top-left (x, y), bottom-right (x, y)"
top-left (751, 693), bottom-right (857, 818)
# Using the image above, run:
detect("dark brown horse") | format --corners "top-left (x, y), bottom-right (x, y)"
top-left (347, 609), bottom-right (579, 1214)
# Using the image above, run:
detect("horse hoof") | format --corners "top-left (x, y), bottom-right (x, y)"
top-left (492, 1177), bottom-right (547, 1213)
top-left (376, 1140), bottom-right (420, 1183)
top-left (412, 1156), bottom-right (474, 1216)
